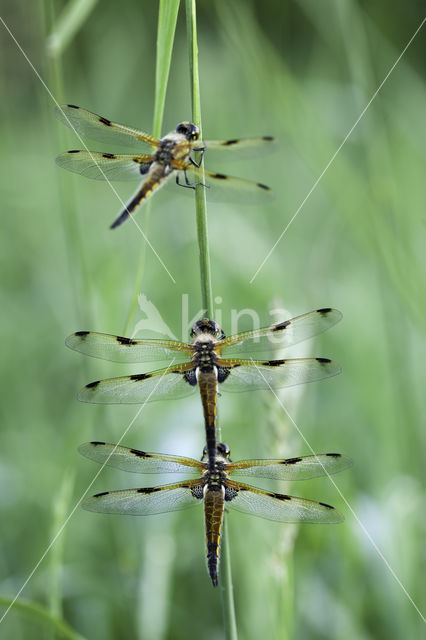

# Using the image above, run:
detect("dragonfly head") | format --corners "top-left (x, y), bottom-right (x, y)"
top-left (176, 121), bottom-right (200, 142)
top-left (201, 442), bottom-right (231, 461)
top-left (191, 318), bottom-right (226, 340)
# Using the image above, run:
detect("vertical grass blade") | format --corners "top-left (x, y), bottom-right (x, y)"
top-left (185, 2), bottom-right (236, 637)
top-left (123, 0), bottom-right (180, 335)
top-left (185, 0), bottom-right (213, 318)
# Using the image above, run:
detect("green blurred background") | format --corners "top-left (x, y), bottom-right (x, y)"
top-left (1, 0), bottom-right (425, 638)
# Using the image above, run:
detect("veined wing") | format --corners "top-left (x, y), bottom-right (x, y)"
top-left (55, 105), bottom-right (159, 149)
top-left (227, 453), bottom-right (353, 481)
top-left (226, 480), bottom-right (343, 524)
top-left (217, 358), bottom-right (341, 392)
top-left (204, 135), bottom-right (277, 160)
top-left (218, 308), bottom-right (342, 359)
top-left (79, 441), bottom-right (204, 475)
top-left (66, 331), bottom-right (192, 364)
top-left (78, 362), bottom-right (196, 404)
top-left (82, 479), bottom-right (204, 515)
top-left (184, 166), bottom-right (274, 204)
top-left (55, 151), bottom-right (152, 181)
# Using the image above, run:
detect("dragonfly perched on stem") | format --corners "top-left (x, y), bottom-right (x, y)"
top-left (66, 308), bottom-right (342, 467)
top-left (55, 104), bottom-right (275, 228)
top-left (80, 441), bottom-right (353, 586)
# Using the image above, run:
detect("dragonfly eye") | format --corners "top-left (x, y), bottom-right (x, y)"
top-left (217, 442), bottom-right (230, 458)
top-left (176, 121), bottom-right (200, 141)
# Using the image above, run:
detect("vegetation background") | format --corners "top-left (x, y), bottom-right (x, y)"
top-left (1, 0), bottom-right (425, 638)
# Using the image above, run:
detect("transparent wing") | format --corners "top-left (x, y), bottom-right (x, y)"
top-left (79, 441), bottom-right (204, 475)
top-left (218, 308), bottom-right (342, 359)
top-left (66, 331), bottom-right (192, 364)
top-left (55, 104), bottom-right (159, 149)
top-left (204, 135), bottom-right (278, 160)
top-left (82, 480), bottom-right (203, 515)
top-left (226, 480), bottom-right (343, 523)
top-left (227, 453), bottom-right (353, 481)
top-left (183, 166), bottom-right (274, 204)
top-left (217, 358), bottom-right (341, 392)
top-left (55, 151), bottom-right (152, 181)
top-left (78, 364), bottom-right (196, 404)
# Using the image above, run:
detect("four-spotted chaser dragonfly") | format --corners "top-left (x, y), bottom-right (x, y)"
top-left (80, 441), bottom-right (352, 586)
top-left (66, 308), bottom-right (342, 466)
top-left (55, 105), bottom-right (275, 228)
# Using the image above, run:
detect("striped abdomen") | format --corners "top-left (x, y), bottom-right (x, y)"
top-left (197, 370), bottom-right (218, 466)
top-left (110, 164), bottom-right (172, 228)
top-left (204, 486), bottom-right (225, 587)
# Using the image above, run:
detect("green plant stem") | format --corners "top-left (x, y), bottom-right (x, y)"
top-left (185, 0), bottom-right (213, 318)
top-left (123, 0), bottom-right (180, 335)
top-left (185, 2), bottom-right (237, 637)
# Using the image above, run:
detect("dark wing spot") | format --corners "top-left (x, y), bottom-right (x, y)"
top-left (75, 330), bottom-right (89, 338)
top-left (272, 319), bottom-right (291, 332)
top-left (217, 367), bottom-right (231, 384)
top-left (319, 501), bottom-right (334, 509)
top-left (222, 139), bottom-right (239, 146)
top-left (94, 491), bottom-right (109, 498)
top-left (102, 153), bottom-right (116, 159)
top-left (68, 150), bottom-right (80, 154)
top-left (317, 307), bottom-right (332, 315)
top-left (261, 359), bottom-right (285, 367)
top-left (213, 173), bottom-right (227, 180)
top-left (257, 183), bottom-right (270, 190)
top-left (316, 358), bottom-right (331, 364)
top-left (91, 441), bottom-right (106, 446)
top-left (326, 453), bottom-right (341, 458)
top-left (274, 493), bottom-right (291, 501)
top-left (137, 487), bottom-right (160, 494)
top-left (86, 380), bottom-right (100, 389)
top-left (130, 448), bottom-right (149, 458)
top-left (129, 374), bottom-right (150, 381)
top-left (99, 116), bottom-right (111, 127)
top-left (283, 457), bottom-right (302, 465)
top-left (262, 136), bottom-right (274, 141)
top-left (183, 369), bottom-right (197, 386)
top-left (191, 484), bottom-right (204, 500)
top-left (67, 104), bottom-right (79, 109)
top-left (116, 336), bottom-right (137, 346)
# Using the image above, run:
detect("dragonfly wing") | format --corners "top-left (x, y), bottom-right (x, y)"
top-left (219, 308), bottom-right (342, 359)
top-left (204, 135), bottom-right (278, 161)
top-left (55, 151), bottom-right (152, 181)
top-left (182, 166), bottom-right (274, 204)
top-left (55, 105), bottom-right (159, 149)
top-left (82, 479), bottom-right (204, 515)
top-left (79, 441), bottom-right (204, 475)
top-left (218, 358), bottom-right (341, 392)
top-left (66, 331), bottom-right (192, 364)
top-left (226, 480), bottom-right (343, 523)
top-left (78, 364), bottom-right (196, 404)
top-left (227, 453), bottom-right (353, 481)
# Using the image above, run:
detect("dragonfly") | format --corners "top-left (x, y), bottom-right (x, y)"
top-left (55, 104), bottom-right (275, 229)
top-left (66, 308), bottom-right (342, 467)
top-left (80, 440), bottom-right (352, 586)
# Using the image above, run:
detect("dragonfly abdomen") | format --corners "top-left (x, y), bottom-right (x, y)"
top-left (204, 486), bottom-right (225, 587)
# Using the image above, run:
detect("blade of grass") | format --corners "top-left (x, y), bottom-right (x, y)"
top-left (185, 0), bottom-right (213, 318)
top-left (185, 2), bottom-right (236, 637)
top-left (0, 597), bottom-right (86, 640)
top-left (123, 0), bottom-right (180, 335)
top-left (46, 0), bottom-right (99, 58)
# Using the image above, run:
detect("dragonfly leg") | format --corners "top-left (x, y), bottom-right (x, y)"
top-left (189, 147), bottom-right (205, 168)
top-left (176, 172), bottom-right (207, 189)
